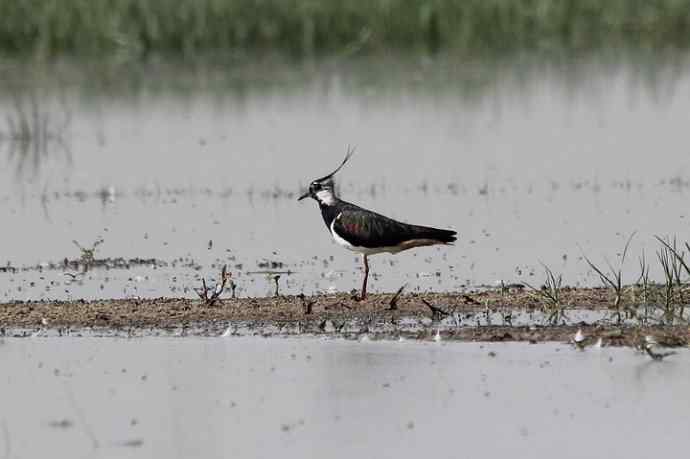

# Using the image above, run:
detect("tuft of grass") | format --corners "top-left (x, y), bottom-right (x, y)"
top-left (657, 242), bottom-right (678, 323)
top-left (581, 232), bottom-right (636, 323)
top-left (655, 236), bottom-right (690, 322)
top-left (2, 1), bottom-right (690, 56)
top-left (636, 251), bottom-right (651, 324)
top-left (526, 263), bottom-right (566, 324)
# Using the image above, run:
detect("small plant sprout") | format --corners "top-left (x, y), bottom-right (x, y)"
top-left (581, 231), bottom-right (636, 323)
top-left (195, 265), bottom-right (231, 306)
top-left (499, 280), bottom-right (507, 297)
top-left (637, 251), bottom-right (651, 323)
top-left (229, 278), bottom-right (237, 298)
top-left (656, 242), bottom-right (679, 324)
top-left (526, 263), bottom-right (565, 324)
top-left (72, 238), bottom-right (104, 272)
top-left (298, 293), bottom-right (315, 315)
top-left (500, 310), bottom-right (512, 326)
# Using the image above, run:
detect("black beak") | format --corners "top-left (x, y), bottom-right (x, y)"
top-left (298, 146), bottom-right (355, 202)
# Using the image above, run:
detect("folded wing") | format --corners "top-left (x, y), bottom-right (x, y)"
top-left (333, 208), bottom-right (456, 249)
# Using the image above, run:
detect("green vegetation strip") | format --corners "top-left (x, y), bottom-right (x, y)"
top-left (2, 0), bottom-right (690, 56)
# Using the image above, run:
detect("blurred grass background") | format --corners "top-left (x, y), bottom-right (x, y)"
top-left (1, 0), bottom-right (690, 56)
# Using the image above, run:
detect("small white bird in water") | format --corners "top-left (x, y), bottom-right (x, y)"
top-left (433, 329), bottom-right (442, 342)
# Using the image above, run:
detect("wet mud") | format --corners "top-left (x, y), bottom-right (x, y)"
top-left (1, 289), bottom-right (688, 347)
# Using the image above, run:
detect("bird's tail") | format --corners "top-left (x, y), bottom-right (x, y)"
top-left (415, 226), bottom-right (457, 244)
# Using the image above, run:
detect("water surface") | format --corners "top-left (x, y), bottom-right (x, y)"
top-left (2, 51), bottom-right (690, 300)
top-left (0, 337), bottom-right (687, 459)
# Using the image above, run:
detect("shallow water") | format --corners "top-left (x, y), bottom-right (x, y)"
top-left (0, 337), bottom-right (687, 459)
top-left (2, 51), bottom-right (690, 300)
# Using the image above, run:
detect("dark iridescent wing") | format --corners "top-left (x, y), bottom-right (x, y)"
top-left (333, 209), bottom-right (456, 248)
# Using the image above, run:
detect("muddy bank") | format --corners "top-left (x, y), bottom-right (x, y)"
top-left (0, 289), bottom-right (688, 346)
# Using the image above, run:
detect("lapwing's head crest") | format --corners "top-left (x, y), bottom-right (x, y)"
top-left (298, 146), bottom-right (354, 205)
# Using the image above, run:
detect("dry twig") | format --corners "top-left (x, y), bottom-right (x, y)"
top-left (195, 265), bottom-right (231, 306)
top-left (421, 298), bottom-right (449, 321)
top-left (388, 284), bottom-right (406, 310)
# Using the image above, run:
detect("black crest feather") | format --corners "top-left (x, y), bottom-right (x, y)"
top-left (315, 145), bottom-right (355, 183)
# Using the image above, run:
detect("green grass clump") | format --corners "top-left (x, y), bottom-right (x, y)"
top-left (2, 0), bottom-right (690, 56)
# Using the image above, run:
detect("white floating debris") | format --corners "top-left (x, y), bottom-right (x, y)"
top-left (574, 329), bottom-right (585, 344)
top-left (572, 328), bottom-right (586, 350)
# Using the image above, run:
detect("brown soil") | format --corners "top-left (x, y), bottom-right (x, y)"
top-left (1, 288), bottom-right (689, 346)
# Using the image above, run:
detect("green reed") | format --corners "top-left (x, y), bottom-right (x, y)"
top-left (2, 0), bottom-right (690, 56)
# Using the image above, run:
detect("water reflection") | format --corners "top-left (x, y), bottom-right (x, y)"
top-left (1, 49), bottom-right (688, 102)
top-left (0, 90), bottom-right (72, 180)
top-left (1, 50), bottom-right (688, 188)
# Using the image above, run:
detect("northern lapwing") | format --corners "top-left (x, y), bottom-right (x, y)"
top-left (298, 148), bottom-right (457, 299)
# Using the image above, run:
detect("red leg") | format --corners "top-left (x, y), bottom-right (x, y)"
top-left (361, 254), bottom-right (369, 300)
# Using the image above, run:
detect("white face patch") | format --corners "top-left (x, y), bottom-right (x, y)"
top-left (315, 188), bottom-right (336, 206)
